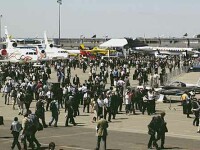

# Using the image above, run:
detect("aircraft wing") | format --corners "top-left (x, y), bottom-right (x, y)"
top-left (159, 89), bottom-right (185, 96)
top-left (163, 81), bottom-right (200, 93)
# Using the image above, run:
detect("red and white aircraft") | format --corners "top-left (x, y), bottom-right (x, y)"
top-left (0, 27), bottom-right (42, 63)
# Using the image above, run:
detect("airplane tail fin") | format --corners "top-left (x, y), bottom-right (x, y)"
top-left (125, 38), bottom-right (148, 49)
top-left (5, 26), bottom-right (13, 49)
top-left (5, 26), bottom-right (10, 42)
top-left (80, 44), bottom-right (85, 50)
top-left (44, 31), bottom-right (49, 46)
top-left (44, 31), bottom-right (54, 50)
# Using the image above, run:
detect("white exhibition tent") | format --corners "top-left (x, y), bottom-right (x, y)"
top-left (99, 38), bottom-right (128, 58)
top-left (99, 38), bottom-right (128, 48)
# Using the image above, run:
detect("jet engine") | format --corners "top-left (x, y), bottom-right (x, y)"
top-left (41, 50), bottom-right (45, 53)
top-left (49, 44), bottom-right (54, 48)
top-left (12, 42), bottom-right (18, 47)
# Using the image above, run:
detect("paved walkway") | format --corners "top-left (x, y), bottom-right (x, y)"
top-left (0, 67), bottom-right (200, 149)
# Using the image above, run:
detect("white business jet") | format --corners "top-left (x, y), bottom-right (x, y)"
top-left (135, 46), bottom-right (194, 56)
top-left (43, 31), bottom-right (80, 60)
top-left (43, 31), bottom-right (70, 60)
top-left (0, 26), bottom-right (39, 63)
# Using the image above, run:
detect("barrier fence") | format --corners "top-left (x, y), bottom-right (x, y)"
top-left (163, 66), bottom-right (190, 86)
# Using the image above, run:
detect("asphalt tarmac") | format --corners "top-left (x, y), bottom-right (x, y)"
top-left (1, 120), bottom-right (200, 150)
top-left (0, 66), bottom-right (200, 150)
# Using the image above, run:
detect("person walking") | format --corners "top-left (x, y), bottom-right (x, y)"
top-left (49, 100), bottom-right (60, 127)
top-left (125, 90), bottom-right (131, 115)
top-left (95, 114), bottom-right (109, 150)
top-left (27, 111), bottom-right (41, 149)
top-left (65, 104), bottom-right (76, 127)
top-left (192, 98), bottom-right (200, 127)
top-left (35, 99), bottom-right (48, 128)
top-left (17, 89), bottom-right (25, 115)
top-left (73, 74), bottom-right (80, 87)
top-left (10, 117), bottom-right (22, 150)
top-left (103, 95), bottom-right (111, 122)
top-left (3, 82), bottom-right (12, 105)
top-left (24, 86), bottom-right (33, 111)
top-left (10, 87), bottom-right (17, 110)
top-left (147, 89), bottom-right (156, 115)
top-left (97, 95), bottom-right (104, 119)
top-left (191, 99), bottom-right (200, 133)
top-left (46, 89), bottom-right (54, 111)
top-left (156, 112), bottom-right (168, 149)
top-left (21, 112), bottom-right (31, 150)
top-left (91, 99), bottom-right (98, 123)
top-left (181, 92), bottom-right (189, 115)
top-left (83, 91), bottom-right (90, 113)
top-left (147, 116), bottom-right (161, 149)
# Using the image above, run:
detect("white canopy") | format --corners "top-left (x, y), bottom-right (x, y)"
top-left (99, 39), bottom-right (127, 48)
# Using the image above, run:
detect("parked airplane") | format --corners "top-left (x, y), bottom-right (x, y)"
top-left (0, 49), bottom-right (39, 63)
top-left (79, 44), bottom-right (116, 56)
top-left (9, 38), bottom-right (47, 60)
top-left (161, 81), bottom-right (200, 93)
top-left (151, 81), bottom-right (200, 101)
top-left (125, 38), bottom-right (197, 56)
top-left (0, 26), bottom-right (40, 63)
top-left (138, 80), bottom-right (199, 101)
top-left (135, 46), bottom-right (194, 55)
top-left (16, 45), bottom-right (47, 60)
top-left (43, 31), bottom-right (79, 59)
top-left (43, 31), bottom-right (69, 59)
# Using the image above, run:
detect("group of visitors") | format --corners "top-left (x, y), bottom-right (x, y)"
top-left (0, 54), bottom-right (196, 150)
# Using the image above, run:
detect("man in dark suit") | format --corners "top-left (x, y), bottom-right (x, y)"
top-left (10, 117), bottom-right (22, 150)
top-left (65, 104), bottom-right (76, 127)
top-left (156, 112), bottom-right (168, 149)
top-left (148, 116), bottom-right (161, 149)
top-left (96, 114), bottom-right (109, 150)
top-left (73, 74), bottom-right (80, 87)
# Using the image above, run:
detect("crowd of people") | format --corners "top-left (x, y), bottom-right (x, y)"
top-left (0, 54), bottom-right (197, 150)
